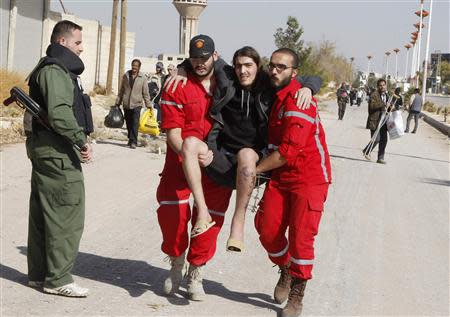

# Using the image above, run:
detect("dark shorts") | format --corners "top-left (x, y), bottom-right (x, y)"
top-left (205, 146), bottom-right (267, 189)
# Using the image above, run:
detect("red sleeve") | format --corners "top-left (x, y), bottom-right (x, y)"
top-left (160, 88), bottom-right (185, 130)
top-left (278, 98), bottom-right (316, 165)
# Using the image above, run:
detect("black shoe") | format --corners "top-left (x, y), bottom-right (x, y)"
top-left (404, 130), bottom-right (409, 133)
top-left (412, 131), bottom-right (417, 134)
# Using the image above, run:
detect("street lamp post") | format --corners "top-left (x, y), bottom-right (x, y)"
top-left (366, 55), bottom-right (372, 84)
top-left (404, 44), bottom-right (412, 81)
top-left (350, 57), bottom-right (355, 84)
top-left (393, 48), bottom-right (400, 80)
top-left (422, 0), bottom-right (433, 103)
top-left (410, 40), bottom-right (417, 83)
top-left (415, 4), bottom-right (429, 86)
top-left (385, 51), bottom-right (391, 78)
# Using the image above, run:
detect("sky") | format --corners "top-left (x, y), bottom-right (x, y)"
top-left (50, 0), bottom-right (450, 76)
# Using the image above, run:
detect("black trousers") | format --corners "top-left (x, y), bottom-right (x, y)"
top-left (338, 101), bottom-right (347, 120)
top-left (405, 111), bottom-right (420, 133)
top-left (124, 106), bottom-right (142, 145)
top-left (363, 123), bottom-right (388, 160)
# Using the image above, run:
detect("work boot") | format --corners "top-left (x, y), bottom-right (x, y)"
top-left (281, 278), bottom-right (307, 317)
top-left (274, 265), bottom-right (291, 304)
top-left (163, 253), bottom-right (186, 295)
top-left (186, 264), bottom-right (205, 301)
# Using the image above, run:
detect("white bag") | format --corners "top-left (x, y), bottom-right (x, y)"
top-left (387, 110), bottom-right (404, 140)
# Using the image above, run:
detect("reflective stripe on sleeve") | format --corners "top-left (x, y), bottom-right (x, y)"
top-left (160, 100), bottom-right (183, 109)
top-left (314, 115), bottom-right (329, 183)
top-left (284, 111), bottom-right (315, 124)
top-left (160, 199), bottom-right (190, 205)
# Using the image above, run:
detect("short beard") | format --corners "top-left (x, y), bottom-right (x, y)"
top-left (272, 76), bottom-right (292, 90)
top-left (194, 62), bottom-right (215, 80)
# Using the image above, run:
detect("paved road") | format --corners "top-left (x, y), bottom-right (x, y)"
top-left (427, 95), bottom-right (450, 108)
top-left (1, 100), bottom-right (449, 316)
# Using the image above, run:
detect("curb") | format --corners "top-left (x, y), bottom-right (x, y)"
top-left (420, 112), bottom-right (450, 137)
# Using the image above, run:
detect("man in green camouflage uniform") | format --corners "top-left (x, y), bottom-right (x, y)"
top-left (26, 20), bottom-right (93, 297)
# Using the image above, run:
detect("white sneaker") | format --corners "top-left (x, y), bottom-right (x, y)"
top-left (163, 253), bottom-right (186, 295)
top-left (186, 264), bottom-right (205, 301)
top-left (28, 281), bottom-right (44, 288)
top-left (43, 282), bottom-right (89, 297)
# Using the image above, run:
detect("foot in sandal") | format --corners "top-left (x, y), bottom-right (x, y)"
top-left (191, 219), bottom-right (216, 238)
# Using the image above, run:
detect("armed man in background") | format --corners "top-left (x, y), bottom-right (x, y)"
top-left (26, 20), bottom-right (93, 297)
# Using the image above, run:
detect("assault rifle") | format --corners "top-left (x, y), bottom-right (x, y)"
top-left (3, 87), bottom-right (81, 151)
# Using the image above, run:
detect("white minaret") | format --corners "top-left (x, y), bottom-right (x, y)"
top-left (173, 0), bottom-right (207, 56)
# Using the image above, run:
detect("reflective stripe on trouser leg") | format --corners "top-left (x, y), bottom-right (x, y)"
top-left (254, 182), bottom-right (290, 266)
top-left (156, 168), bottom-right (192, 258)
top-left (288, 185), bottom-right (327, 280)
top-left (188, 175), bottom-right (233, 266)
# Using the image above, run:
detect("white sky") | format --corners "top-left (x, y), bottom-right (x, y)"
top-left (51, 0), bottom-right (450, 75)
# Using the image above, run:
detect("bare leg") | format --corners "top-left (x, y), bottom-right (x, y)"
top-left (181, 137), bottom-right (213, 234)
top-left (227, 148), bottom-right (259, 251)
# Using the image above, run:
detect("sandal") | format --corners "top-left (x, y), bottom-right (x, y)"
top-left (226, 238), bottom-right (244, 252)
top-left (191, 219), bottom-right (216, 238)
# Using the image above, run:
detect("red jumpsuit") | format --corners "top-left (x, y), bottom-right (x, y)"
top-left (255, 80), bottom-right (332, 280)
top-left (157, 74), bottom-right (232, 266)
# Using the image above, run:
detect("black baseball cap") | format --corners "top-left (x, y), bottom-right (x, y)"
top-left (189, 34), bottom-right (215, 58)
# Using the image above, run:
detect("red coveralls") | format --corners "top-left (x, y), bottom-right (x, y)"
top-left (255, 80), bottom-right (332, 280)
top-left (156, 74), bottom-right (232, 266)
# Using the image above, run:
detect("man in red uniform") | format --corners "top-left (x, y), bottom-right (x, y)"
top-left (156, 35), bottom-right (232, 301)
top-left (255, 48), bottom-right (332, 317)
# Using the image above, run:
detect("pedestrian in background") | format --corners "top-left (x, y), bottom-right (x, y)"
top-left (336, 82), bottom-right (349, 120)
top-left (391, 87), bottom-right (403, 111)
top-left (26, 20), bottom-right (93, 297)
top-left (404, 88), bottom-right (422, 133)
top-left (115, 59), bottom-right (152, 149)
top-left (363, 78), bottom-right (391, 164)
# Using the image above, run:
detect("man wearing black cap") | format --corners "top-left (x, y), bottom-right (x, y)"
top-left (156, 35), bottom-right (233, 301)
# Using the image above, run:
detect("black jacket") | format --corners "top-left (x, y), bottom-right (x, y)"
top-left (205, 59), bottom-right (322, 154)
top-left (29, 43), bottom-right (94, 135)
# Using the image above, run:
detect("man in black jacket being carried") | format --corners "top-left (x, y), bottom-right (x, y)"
top-left (176, 46), bottom-right (322, 252)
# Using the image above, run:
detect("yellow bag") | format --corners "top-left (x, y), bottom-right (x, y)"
top-left (139, 108), bottom-right (160, 136)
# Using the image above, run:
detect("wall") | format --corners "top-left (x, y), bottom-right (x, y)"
top-left (13, 0), bottom-right (44, 74)
top-left (1, 0), bottom-right (11, 68)
top-left (45, 12), bottom-right (135, 93)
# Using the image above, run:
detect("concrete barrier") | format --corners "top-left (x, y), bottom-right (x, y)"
top-left (421, 112), bottom-right (450, 137)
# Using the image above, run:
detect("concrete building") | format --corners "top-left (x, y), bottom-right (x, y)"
top-left (1, 0), bottom-right (135, 93)
top-left (173, 0), bottom-right (207, 56)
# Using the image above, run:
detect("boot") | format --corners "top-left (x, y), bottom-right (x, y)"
top-left (281, 278), bottom-right (307, 317)
top-left (186, 264), bottom-right (205, 301)
top-left (163, 253), bottom-right (186, 295)
top-left (274, 265), bottom-right (291, 304)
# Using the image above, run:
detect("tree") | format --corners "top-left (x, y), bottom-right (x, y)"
top-left (274, 16), bottom-right (311, 69)
top-left (440, 61), bottom-right (450, 86)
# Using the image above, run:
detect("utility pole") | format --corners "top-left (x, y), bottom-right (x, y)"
top-left (422, 0), bottom-right (433, 103)
top-left (106, 0), bottom-right (119, 95)
top-left (118, 0), bottom-right (127, 92)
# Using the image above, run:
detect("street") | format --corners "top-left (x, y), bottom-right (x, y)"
top-left (1, 100), bottom-right (449, 316)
